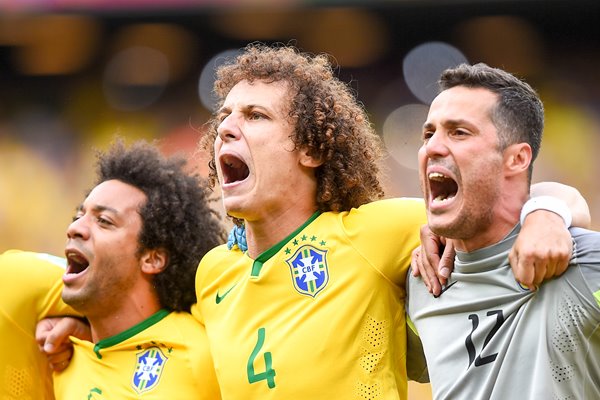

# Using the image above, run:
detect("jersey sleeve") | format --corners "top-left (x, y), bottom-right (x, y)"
top-left (341, 198), bottom-right (427, 285)
top-left (406, 318), bottom-right (429, 383)
top-left (0, 250), bottom-right (78, 321)
top-left (176, 313), bottom-right (222, 399)
top-left (193, 244), bottom-right (233, 326)
top-left (570, 228), bottom-right (600, 308)
top-left (191, 257), bottom-right (204, 325)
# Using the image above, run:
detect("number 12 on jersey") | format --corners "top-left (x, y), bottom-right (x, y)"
top-left (247, 327), bottom-right (277, 389)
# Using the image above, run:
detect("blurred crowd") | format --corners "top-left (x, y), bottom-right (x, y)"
top-left (0, 1), bottom-right (598, 267)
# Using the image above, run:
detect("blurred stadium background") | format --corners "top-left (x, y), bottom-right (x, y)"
top-left (1, 1), bottom-right (598, 397)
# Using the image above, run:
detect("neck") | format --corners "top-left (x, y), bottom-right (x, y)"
top-left (453, 213), bottom-right (517, 252)
top-left (454, 189), bottom-right (528, 253)
top-left (86, 293), bottom-right (162, 342)
top-left (245, 205), bottom-right (317, 258)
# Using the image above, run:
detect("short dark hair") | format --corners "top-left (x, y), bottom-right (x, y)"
top-left (203, 43), bottom-right (385, 213)
top-left (439, 63), bottom-right (544, 179)
top-left (95, 139), bottom-right (225, 312)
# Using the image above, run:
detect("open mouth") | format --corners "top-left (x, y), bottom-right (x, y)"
top-left (428, 172), bottom-right (458, 202)
top-left (220, 154), bottom-right (249, 184)
top-left (65, 250), bottom-right (90, 275)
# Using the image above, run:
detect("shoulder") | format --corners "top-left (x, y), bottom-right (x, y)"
top-left (197, 244), bottom-right (244, 279)
top-left (164, 311), bottom-right (203, 330)
top-left (571, 227), bottom-right (600, 263)
top-left (336, 198), bottom-right (426, 235)
top-left (567, 228), bottom-right (600, 306)
top-left (0, 249), bottom-right (66, 269)
top-left (0, 249), bottom-right (66, 288)
top-left (118, 312), bottom-right (208, 350)
top-left (328, 198), bottom-right (425, 282)
top-left (356, 197), bottom-right (426, 215)
top-left (200, 244), bottom-right (237, 264)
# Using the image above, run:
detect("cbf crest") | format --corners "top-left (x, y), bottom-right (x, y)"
top-left (132, 346), bottom-right (168, 394)
top-left (286, 245), bottom-right (329, 297)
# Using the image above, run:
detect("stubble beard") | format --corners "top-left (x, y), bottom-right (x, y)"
top-left (429, 178), bottom-right (500, 243)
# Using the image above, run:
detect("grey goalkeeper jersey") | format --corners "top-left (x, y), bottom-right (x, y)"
top-left (407, 226), bottom-right (600, 400)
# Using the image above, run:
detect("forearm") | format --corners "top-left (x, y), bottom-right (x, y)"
top-left (530, 181), bottom-right (591, 228)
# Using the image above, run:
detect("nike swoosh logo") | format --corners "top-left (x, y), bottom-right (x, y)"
top-left (215, 284), bottom-right (237, 304)
top-left (433, 280), bottom-right (457, 298)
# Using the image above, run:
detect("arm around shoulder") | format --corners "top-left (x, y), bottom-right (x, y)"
top-left (530, 181), bottom-right (591, 228)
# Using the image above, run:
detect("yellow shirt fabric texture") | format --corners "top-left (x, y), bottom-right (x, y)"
top-left (53, 310), bottom-right (221, 399)
top-left (193, 198), bottom-right (426, 400)
top-left (0, 249), bottom-right (76, 400)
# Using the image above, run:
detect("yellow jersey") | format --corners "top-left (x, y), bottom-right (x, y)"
top-left (193, 198), bottom-right (426, 399)
top-left (53, 310), bottom-right (221, 399)
top-left (0, 250), bottom-right (76, 400)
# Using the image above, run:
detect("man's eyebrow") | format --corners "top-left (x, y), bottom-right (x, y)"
top-left (76, 204), bottom-right (118, 215)
top-left (216, 105), bottom-right (231, 115)
top-left (443, 119), bottom-right (468, 128)
top-left (93, 204), bottom-right (119, 215)
top-left (217, 103), bottom-right (270, 115)
top-left (423, 121), bottom-right (435, 131)
top-left (244, 103), bottom-right (265, 110)
top-left (423, 119), bottom-right (470, 130)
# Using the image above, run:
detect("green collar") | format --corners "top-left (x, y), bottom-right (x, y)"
top-left (93, 309), bottom-right (169, 359)
top-left (251, 211), bottom-right (321, 277)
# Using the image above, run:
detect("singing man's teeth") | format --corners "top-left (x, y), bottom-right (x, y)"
top-left (428, 172), bottom-right (447, 180)
top-left (433, 195), bottom-right (452, 202)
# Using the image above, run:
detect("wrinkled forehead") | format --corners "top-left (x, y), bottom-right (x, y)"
top-left (222, 79), bottom-right (295, 116)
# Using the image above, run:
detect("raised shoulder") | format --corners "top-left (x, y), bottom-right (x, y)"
top-left (336, 198), bottom-right (426, 285)
top-left (0, 249), bottom-right (66, 269)
top-left (341, 197), bottom-right (426, 237)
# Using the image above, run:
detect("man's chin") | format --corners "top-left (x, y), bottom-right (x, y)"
top-left (225, 206), bottom-right (244, 219)
top-left (427, 217), bottom-right (458, 239)
top-left (61, 290), bottom-right (87, 311)
top-left (223, 196), bottom-right (256, 221)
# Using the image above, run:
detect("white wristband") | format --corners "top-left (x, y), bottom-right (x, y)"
top-left (520, 195), bottom-right (572, 228)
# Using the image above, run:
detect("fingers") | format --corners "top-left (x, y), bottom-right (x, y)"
top-left (46, 348), bottom-right (74, 371)
top-left (41, 318), bottom-right (77, 354)
top-left (553, 245), bottom-right (571, 277)
top-left (36, 317), bottom-right (91, 373)
top-left (418, 225), bottom-right (449, 296)
top-left (411, 245), bottom-right (434, 293)
top-left (411, 246), bottom-right (422, 278)
top-left (419, 245), bottom-right (440, 295)
top-left (411, 244), bottom-right (441, 294)
top-left (53, 360), bottom-right (70, 372)
top-left (36, 317), bottom-right (58, 352)
top-left (511, 211), bottom-right (574, 288)
top-left (437, 240), bottom-right (455, 285)
top-left (509, 241), bottom-right (571, 288)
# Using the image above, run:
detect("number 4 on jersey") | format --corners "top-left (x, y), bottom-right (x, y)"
top-left (247, 327), bottom-right (276, 389)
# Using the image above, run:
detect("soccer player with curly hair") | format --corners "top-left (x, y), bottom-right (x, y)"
top-left (193, 44), bottom-right (584, 399)
top-left (43, 139), bottom-right (225, 399)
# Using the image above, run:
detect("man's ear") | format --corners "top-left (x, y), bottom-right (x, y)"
top-left (299, 148), bottom-right (323, 168)
top-left (140, 249), bottom-right (168, 275)
top-left (504, 143), bottom-right (532, 177)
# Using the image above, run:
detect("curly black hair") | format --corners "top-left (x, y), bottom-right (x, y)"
top-left (202, 43), bottom-right (385, 213)
top-left (95, 139), bottom-right (226, 312)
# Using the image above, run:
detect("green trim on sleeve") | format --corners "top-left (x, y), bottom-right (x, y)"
top-left (594, 290), bottom-right (600, 308)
